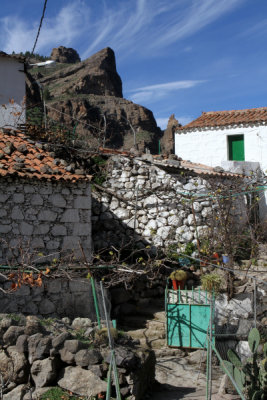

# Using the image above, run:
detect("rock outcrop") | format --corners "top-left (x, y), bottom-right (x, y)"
top-left (27, 47), bottom-right (162, 153)
top-left (160, 114), bottom-right (181, 155)
top-left (50, 46), bottom-right (81, 64)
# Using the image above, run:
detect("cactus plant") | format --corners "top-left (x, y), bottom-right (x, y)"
top-left (224, 328), bottom-right (267, 400)
top-left (169, 269), bottom-right (187, 281)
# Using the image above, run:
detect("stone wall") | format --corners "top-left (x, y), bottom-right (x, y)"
top-left (0, 177), bottom-right (91, 263)
top-left (0, 314), bottom-right (155, 400)
top-left (92, 155), bottom-right (244, 250)
top-left (0, 277), bottom-right (98, 319)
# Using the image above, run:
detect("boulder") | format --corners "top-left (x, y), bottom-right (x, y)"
top-left (3, 384), bottom-right (27, 400)
top-left (31, 358), bottom-right (58, 388)
top-left (3, 326), bottom-right (24, 346)
top-left (58, 366), bottom-right (107, 397)
top-left (7, 346), bottom-right (29, 383)
top-left (75, 349), bottom-right (102, 367)
top-left (16, 334), bottom-right (29, 353)
top-left (52, 331), bottom-right (71, 350)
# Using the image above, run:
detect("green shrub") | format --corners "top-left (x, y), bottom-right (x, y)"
top-left (201, 273), bottom-right (223, 294)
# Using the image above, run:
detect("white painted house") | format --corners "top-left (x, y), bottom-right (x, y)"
top-left (0, 52), bottom-right (26, 129)
top-left (175, 107), bottom-right (267, 221)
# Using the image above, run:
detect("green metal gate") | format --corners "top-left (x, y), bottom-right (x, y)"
top-left (166, 288), bottom-right (214, 349)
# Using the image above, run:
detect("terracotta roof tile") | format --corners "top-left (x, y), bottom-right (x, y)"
top-left (179, 107), bottom-right (267, 130)
top-left (0, 129), bottom-right (91, 182)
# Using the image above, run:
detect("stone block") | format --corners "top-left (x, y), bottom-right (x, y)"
top-left (33, 224), bottom-right (50, 235)
top-left (74, 196), bottom-right (91, 209)
top-left (46, 240), bottom-right (60, 250)
top-left (24, 185), bottom-right (35, 193)
top-left (31, 194), bottom-right (43, 206)
top-left (61, 209), bottom-right (79, 222)
top-left (20, 221), bottom-right (33, 235)
top-left (69, 280), bottom-right (90, 293)
top-left (72, 223), bottom-right (91, 236)
top-left (38, 210), bottom-right (57, 221)
top-left (13, 193), bottom-right (24, 203)
top-left (40, 185), bottom-right (52, 195)
top-left (51, 224), bottom-right (67, 236)
top-left (0, 209), bottom-right (7, 217)
top-left (49, 194), bottom-right (66, 208)
top-left (22, 301), bottom-right (38, 314)
top-left (62, 236), bottom-right (80, 250)
top-left (0, 194), bottom-right (9, 202)
top-left (31, 238), bottom-right (45, 249)
top-left (47, 280), bottom-right (62, 294)
top-left (39, 299), bottom-right (56, 315)
top-left (0, 225), bottom-right (12, 233)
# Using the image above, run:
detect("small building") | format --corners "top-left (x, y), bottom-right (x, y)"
top-left (0, 52), bottom-right (26, 129)
top-left (0, 128), bottom-right (92, 264)
top-left (175, 107), bottom-right (267, 172)
top-left (175, 107), bottom-right (267, 222)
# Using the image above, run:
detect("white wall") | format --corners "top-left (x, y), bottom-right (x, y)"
top-left (0, 57), bottom-right (25, 128)
top-left (175, 125), bottom-right (267, 172)
top-left (175, 125), bottom-right (267, 223)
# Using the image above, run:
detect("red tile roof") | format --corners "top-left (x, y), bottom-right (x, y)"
top-left (179, 107), bottom-right (267, 130)
top-left (0, 129), bottom-right (91, 182)
top-left (179, 160), bottom-right (242, 178)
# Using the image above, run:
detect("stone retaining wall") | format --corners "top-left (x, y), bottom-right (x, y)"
top-left (92, 155), bottom-right (244, 250)
top-left (0, 277), bottom-right (98, 320)
top-left (0, 177), bottom-right (91, 263)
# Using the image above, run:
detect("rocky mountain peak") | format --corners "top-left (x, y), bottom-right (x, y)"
top-left (161, 114), bottom-right (181, 155)
top-left (50, 46), bottom-right (81, 64)
top-left (27, 46), bottom-right (162, 153)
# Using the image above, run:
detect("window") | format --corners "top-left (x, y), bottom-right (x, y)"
top-left (228, 135), bottom-right (244, 161)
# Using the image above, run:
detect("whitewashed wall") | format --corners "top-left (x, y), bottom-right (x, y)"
top-left (175, 125), bottom-right (267, 223)
top-left (175, 125), bottom-right (267, 172)
top-left (0, 57), bottom-right (25, 128)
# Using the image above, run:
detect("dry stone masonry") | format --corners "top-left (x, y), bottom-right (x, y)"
top-left (0, 177), bottom-right (91, 263)
top-left (0, 314), bottom-right (155, 400)
top-left (92, 155), bottom-right (242, 251)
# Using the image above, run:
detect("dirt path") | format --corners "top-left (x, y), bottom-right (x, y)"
top-left (149, 356), bottom-right (241, 400)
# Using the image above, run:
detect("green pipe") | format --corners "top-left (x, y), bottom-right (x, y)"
top-left (90, 277), bottom-right (101, 329)
top-left (111, 349), bottom-right (122, 400)
top-left (206, 340), bottom-right (209, 400)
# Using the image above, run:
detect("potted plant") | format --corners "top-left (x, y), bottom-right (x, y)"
top-left (169, 269), bottom-right (188, 290)
top-left (201, 273), bottom-right (223, 295)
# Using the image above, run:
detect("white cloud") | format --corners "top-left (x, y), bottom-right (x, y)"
top-left (129, 80), bottom-right (205, 104)
top-left (82, 0), bottom-right (245, 58)
top-left (0, 0), bottom-right (244, 58)
top-left (0, 1), bottom-right (89, 54)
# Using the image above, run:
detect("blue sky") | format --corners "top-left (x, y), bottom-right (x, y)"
top-left (1, 0), bottom-right (267, 129)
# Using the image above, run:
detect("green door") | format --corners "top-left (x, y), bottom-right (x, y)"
top-left (167, 303), bottom-right (212, 348)
top-left (228, 135), bottom-right (244, 161)
top-left (167, 304), bottom-right (190, 347)
top-left (191, 305), bottom-right (210, 348)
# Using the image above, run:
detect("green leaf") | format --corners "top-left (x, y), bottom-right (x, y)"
top-left (248, 328), bottom-right (260, 353)
top-left (233, 367), bottom-right (245, 391)
top-left (263, 343), bottom-right (267, 358)
top-left (223, 360), bottom-right (234, 377)
top-left (227, 349), bottom-right (242, 368)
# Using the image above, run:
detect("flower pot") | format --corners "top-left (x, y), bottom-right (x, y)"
top-left (222, 255), bottom-right (229, 264)
top-left (172, 280), bottom-right (185, 290)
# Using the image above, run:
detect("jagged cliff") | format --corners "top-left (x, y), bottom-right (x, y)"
top-left (26, 47), bottom-right (162, 153)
